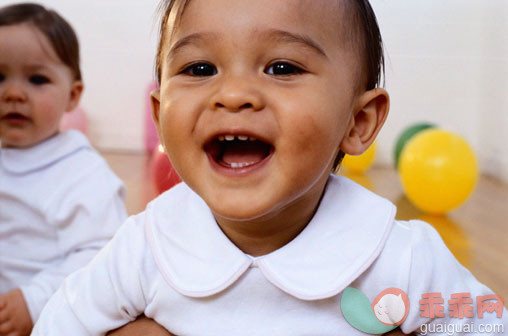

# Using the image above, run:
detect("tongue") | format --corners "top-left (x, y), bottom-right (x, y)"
top-left (221, 141), bottom-right (268, 165)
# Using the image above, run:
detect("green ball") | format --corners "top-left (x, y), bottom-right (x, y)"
top-left (394, 123), bottom-right (436, 169)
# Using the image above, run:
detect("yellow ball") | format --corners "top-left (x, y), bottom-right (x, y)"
top-left (342, 143), bottom-right (376, 173)
top-left (399, 129), bottom-right (478, 214)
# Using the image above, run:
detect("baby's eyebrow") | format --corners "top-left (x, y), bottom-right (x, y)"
top-left (261, 29), bottom-right (328, 59)
top-left (168, 32), bottom-right (217, 58)
top-left (25, 64), bottom-right (51, 72)
top-left (167, 30), bottom-right (328, 59)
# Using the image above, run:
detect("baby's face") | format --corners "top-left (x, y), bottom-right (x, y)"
top-left (0, 24), bottom-right (79, 148)
top-left (154, 0), bottom-right (360, 222)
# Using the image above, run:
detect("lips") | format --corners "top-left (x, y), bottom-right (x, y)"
top-left (1, 112), bottom-right (30, 122)
top-left (204, 134), bottom-right (273, 170)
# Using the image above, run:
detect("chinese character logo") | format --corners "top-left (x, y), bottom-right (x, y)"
top-left (342, 287), bottom-right (410, 334)
top-left (419, 292), bottom-right (446, 318)
top-left (477, 295), bottom-right (504, 318)
top-left (419, 292), bottom-right (504, 319)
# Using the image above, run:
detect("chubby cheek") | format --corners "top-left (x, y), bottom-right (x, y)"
top-left (278, 101), bottom-right (347, 180)
top-left (33, 95), bottom-right (65, 133)
top-left (157, 88), bottom-right (203, 174)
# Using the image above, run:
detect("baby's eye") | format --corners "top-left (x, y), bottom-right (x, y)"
top-left (0, 73), bottom-right (5, 82)
top-left (265, 62), bottom-right (304, 76)
top-left (29, 75), bottom-right (50, 85)
top-left (181, 63), bottom-right (217, 77)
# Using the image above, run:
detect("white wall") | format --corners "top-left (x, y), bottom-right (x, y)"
top-left (372, 0), bottom-right (508, 182)
top-left (2, 0), bottom-right (508, 182)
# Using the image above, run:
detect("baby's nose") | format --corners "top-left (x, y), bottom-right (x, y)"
top-left (2, 81), bottom-right (27, 103)
top-left (209, 75), bottom-right (264, 112)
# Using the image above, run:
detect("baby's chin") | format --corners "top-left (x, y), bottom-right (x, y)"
top-left (0, 136), bottom-right (36, 149)
top-left (210, 202), bottom-right (276, 223)
top-left (3, 128), bottom-right (61, 148)
top-left (207, 193), bottom-right (287, 226)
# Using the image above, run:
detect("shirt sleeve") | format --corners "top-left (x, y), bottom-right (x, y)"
top-left (400, 220), bottom-right (508, 335)
top-left (31, 216), bottom-right (147, 335)
top-left (20, 159), bottom-right (127, 322)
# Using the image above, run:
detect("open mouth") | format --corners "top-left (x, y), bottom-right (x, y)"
top-left (204, 135), bottom-right (274, 170)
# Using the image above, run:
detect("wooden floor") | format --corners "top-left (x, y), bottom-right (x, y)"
top-left (103, 152), bottom-right (508, 301)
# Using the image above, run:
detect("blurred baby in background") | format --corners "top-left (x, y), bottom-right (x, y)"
top-left (0, 3), bottom-right (127, 335)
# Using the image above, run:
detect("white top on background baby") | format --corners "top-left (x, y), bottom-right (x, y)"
top-left (0, 4), bottom-right (126, 335)
top-left (33, 0), bottom-right (507, 335)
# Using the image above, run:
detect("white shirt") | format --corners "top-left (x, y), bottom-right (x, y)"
top-left (32, 174), bottom-right (507, 335)
top-left (0, 131), bottom-right (127, 322)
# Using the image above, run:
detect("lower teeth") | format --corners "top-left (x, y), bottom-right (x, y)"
top-left (229, 162), bottom-right (256, 168)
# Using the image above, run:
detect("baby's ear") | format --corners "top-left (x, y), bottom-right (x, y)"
top-left (340, 88), bottom-right (389, 155)
top-left (151, 89), bottom-right (161, 127)
top-left (65, 81), bottom-right (84, 112)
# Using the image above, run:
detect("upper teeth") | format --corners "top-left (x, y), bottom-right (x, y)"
top-left (218, 135), bottom-right (256, 142)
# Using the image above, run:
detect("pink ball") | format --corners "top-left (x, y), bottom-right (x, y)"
top-left (60, 107), bottom-right (88, 134)
top-left (150, 144), bottom-right (181, 194)
top-left (145, 82), bottom-right (160, 153)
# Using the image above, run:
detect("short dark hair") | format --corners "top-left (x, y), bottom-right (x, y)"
top-left (333, 0), bottom-right (385, 169)
top-left (155, 0), bottom-right (190, 84)
top-left (154, 0), bottom-right (385, 170)
top-left (343, 0), bottom-right (385, 91)
top-left (0, 3), bottom-right (82, 81)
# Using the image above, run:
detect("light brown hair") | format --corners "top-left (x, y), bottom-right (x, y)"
top-left (0, 3), bottom-right (82, 81)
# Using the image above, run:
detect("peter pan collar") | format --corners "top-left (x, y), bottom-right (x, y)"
top-left (145, 174), bottom-right (396, 301)
top-left (0, 131), bottom-right (91, 174)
